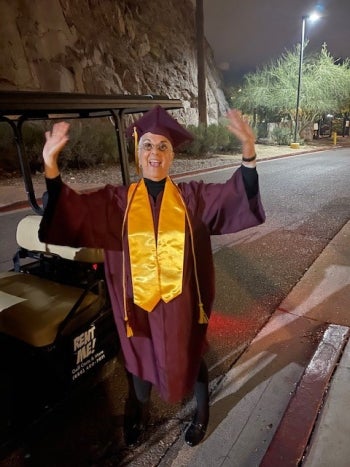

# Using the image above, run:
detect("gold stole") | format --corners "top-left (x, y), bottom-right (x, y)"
top-left (123, 177), bottom-right (208, 337)
top-left (127, 177), bottom-right (185, 311)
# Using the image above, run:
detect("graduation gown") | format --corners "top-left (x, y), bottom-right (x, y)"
top-left (39, 167), bottom-right (265, 403)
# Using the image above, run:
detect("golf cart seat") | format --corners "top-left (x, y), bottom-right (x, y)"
top-left (16, 215), bottom-right (104, 263)
top-left (0, 216), bottom-right (106, 348)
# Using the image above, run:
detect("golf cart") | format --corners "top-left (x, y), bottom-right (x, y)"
top-left (0, 91), bottom-right (183, 449)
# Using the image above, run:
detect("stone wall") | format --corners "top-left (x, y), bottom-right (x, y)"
top-left (0, 0), bottom-right (228, 124)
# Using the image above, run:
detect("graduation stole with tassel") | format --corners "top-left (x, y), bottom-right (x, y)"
top-left (122, 177), bottom-right (208, 337)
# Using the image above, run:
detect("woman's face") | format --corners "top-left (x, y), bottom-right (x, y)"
top-left (138, 132), bottom-right (174, 181)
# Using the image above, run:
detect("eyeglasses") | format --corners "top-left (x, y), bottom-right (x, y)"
top-left (140, 142), bottom-right (171, 152)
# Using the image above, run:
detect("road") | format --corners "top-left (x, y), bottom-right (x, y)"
top-left (180, 148), bottom-right (350, 381)
top-left (0, 148), bottom-right (349, 466)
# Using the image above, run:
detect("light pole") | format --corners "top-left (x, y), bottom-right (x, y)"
top-left (292, 16), bottom-right (307, 147)
top-left (292, 13), bottom-right (320, 148)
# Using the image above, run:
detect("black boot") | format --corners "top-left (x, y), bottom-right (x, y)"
top-left (123, 398), bottom-right (150, 446)
top-left (185, 406), bottom-right (209, 447)
top-left (123, 371), bottom-right (152, 446)
top-left (185, 359), bottom-right (209, 447)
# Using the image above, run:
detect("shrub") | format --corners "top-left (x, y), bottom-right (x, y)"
top-left (61, 119), bottom-right (118, 170)
top-left (181, 122), bottom-right (241, 157)
top-left (0, 123), bottom-right (20, 172)
top-left (22, 122), bottom-right (46, 173)
top-left (271, 126), bottom-right (292, 145)
top-left (256, 122), bottom-right (268, 139)
top-left (0, 118), bottom-right (120, 174)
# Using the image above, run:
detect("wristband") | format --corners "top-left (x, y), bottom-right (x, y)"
top-left (242, 154), bottom-right (257, 162)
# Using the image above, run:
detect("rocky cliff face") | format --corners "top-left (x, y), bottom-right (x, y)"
top-left (0, 0), bottom-right (228, 124)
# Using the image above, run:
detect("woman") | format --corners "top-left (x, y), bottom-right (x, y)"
top-left (39, 106), bottom-right (265, 447)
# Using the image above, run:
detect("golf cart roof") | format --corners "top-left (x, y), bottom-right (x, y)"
top-left (0, 90), bottom-right (183, 119)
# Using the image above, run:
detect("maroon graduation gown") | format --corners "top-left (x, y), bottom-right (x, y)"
top-left (39, 168), bottom-right (265, 402)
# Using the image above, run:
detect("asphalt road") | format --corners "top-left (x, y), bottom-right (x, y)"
top-left (180, 148), bottom-right (350, 380)
top-left (0, 148), bottom-right (349, 466)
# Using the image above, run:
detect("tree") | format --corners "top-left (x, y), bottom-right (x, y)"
top-left (233, 44), bottom-right (350, 139)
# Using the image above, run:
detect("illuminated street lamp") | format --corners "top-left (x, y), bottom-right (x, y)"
top-left (292, 13), bottom-right (320, 148)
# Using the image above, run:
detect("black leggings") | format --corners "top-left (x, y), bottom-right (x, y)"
top-left (127, 359), bottom-right (209, 411)
top-left (194, 359), bottom-right (209, 415)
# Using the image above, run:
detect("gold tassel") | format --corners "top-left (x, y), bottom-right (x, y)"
top-left (126, 320), bottom-right (134, 338)
top-left (179, 191), bottom-right (208, 326)
top-left (198, 302), bottom-right (209, 324)
top-left (134, 126), bottom-right (139, 175)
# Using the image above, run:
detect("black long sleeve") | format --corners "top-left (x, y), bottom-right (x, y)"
top-left (41, 175), bottom-right (63, 224)
top-left (42, 168), bottom-right (259, 223)
top-left (241, 165), bottom-right (259, 199)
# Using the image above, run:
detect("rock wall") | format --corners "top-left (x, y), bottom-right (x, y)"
top-left (0, 0), bottom-right (228, 124)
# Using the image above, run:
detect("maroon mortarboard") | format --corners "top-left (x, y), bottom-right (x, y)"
top-left (126, 105), bottom-right (193, 149)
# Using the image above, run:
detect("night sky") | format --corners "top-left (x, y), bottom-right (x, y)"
top-left (203, 0), bottom-right (350, 84)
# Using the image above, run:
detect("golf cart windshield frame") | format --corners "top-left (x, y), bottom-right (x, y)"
top-left (0, 90), bottom-right (183, 214)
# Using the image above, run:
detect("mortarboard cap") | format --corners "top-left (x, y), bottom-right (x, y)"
top-left (126, 105), bottom-right (193, 149)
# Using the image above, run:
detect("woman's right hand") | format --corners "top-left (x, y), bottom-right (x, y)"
top-left (43, 121), bottom-right (70, 178)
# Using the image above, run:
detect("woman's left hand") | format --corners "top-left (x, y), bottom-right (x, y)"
top-left (226, 109), bottom-right (256, 164)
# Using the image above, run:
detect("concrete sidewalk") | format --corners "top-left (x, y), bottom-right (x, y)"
top-left (159, 220), bottom-right (350, 466)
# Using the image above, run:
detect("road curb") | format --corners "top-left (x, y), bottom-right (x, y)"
top-left (0, 200), bottom-right (35, 214)
top-left (260, 324), bottom-right (350, 466)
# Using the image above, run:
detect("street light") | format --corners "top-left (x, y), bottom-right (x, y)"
top-left (292, 13), bottom-right (320, 148)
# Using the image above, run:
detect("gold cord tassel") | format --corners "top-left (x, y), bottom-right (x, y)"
top-left (125, 320), bottom-right (134, 338)
top-left (175, 181), bottom-right (209, 326)
top-left (198, 302), bottom-right (209, 324)
top-left (134, 126), bottom-right (139, 175)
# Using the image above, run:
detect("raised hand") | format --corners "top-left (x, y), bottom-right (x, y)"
top-left (226, 109), bottom-right (254, 142)
top-left (43, 121), bottom-right (70, 178)
top-left (226, 109), bottom-right (256, 164)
